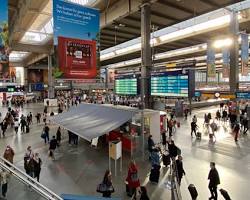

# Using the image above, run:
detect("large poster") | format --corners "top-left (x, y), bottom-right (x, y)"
top-left (0, 0), bottom-right (9, 79)
top-left (28, 69), bottom-right (44, 83)
top-left (207, 42), bottom-right (216, 78)
top-left (241, 33), bottom-right (249, 76)
top-left (53, 0), bottom-right (99, 79)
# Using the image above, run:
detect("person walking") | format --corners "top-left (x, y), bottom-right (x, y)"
top-left (0, 169), bottom-right (10, 198)
top-left (20, 117), bottom-right (26, 133)
top-left (175, 155), bottom-right (185, 185)
top-left (162, 131), bottom-right (167, 150)
top-left (97, 170), bottom-right (115, 198)
top-left (233, 122), bottom-right (240, 142)
top-left (190, 121), bottom-right (197, 137)
top-left (35, 113), bottom-right (41, 124)
top-left (3, 145), bottom-right (15, 164)
top-left (14, 118), bottom-right (19, 134)
top-left (33, 153), bottom-right (42, 182)
top-left (44, 124), bottom-right (50, 144)
top-left (49, 136), bottom-right (58, 160)
top-left (0, 120), bottom-right (7, 137)
top-left (148, 135), bottom-right (155, 159)
top-left (126, 160), bottom-right (140, 199)
top-left (208, 162), bottom-right (220, 200)
top-left (24, 146), bottom-right (34, 176)
top-left (56, 127), bottom-right (62, 145)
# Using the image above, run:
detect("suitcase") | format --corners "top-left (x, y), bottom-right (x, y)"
top-left (220, 188), bottom-right (231, 200)
top-left (26, 126), bottom-right (30, 133)
top-left (126, 184), bottom-right (134, 197)
top-left (149, 165), bottom-right (160, 183)
top-left (196, 132), bottom-right (202, 139)
top-left (177, 121), bottom-right (180, 128)
top-left (188, 184), bottom-right (198, 200)
top-left (162, 154), bottom-right (171, 166)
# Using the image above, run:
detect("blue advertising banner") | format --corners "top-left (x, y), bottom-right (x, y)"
top-left (53, 0), bottom-right (99, 79)
top-left (0, 0), bottom-right (9, 79)
top-left (236, 92), bottom-right (250, 99)
top-left (207, 41), bottom-right (216, 78)
top-left (241, 33), bottom-right (249, 76)
top-left (222, 47), bottom-right (230, 78)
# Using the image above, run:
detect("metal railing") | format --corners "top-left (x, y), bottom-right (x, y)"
top-left (170, 159), bottom-right (182, 200)
top-left (0, 157), bottom-right (63, 200)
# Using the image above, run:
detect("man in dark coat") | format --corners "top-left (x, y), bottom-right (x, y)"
top-left (176, 155), bottom-right (185, 185)
top-left (208, 162), bottom-right (220, 200)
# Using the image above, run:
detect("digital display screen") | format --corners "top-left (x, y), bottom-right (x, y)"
top-left (151, 71), bottom-right (189, 97)
top-left (115, 77), bottom-right (138, 95)
top-left (236, 92), bottom-right (250, 99)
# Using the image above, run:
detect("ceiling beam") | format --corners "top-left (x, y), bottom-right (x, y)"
top-left (151, 10), bottom-right (179, 21)
top-left (11, 42), bottom-right (51, 54)
top-left (103, 27), bottom-right (140, 36)
top-left (157, 0), bottom-right (194, 15)
top-left (126, 16), bottom-right (163, 28)
top-left (101, 32), bottom-right (132, 40)
top-left (199, 0), bottom-right (220, 8)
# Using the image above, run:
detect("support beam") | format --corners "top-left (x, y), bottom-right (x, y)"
top-left (141, 1), bottom-right (152, 109)
top-left (199, 0), bottom-right (220, 8)
top-left (11, 42), bottom-right (52, 54)
top-left (151, 10), bottom-right (178, 21)
top-left (229, 11), bottom-right (239, 93)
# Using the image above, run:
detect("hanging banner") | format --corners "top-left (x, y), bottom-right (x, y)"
top-left (0, 0), bottom-right (9, 79)
top-left (222, 47), bottom-right (230, 78)
top-left (53, 0), bottom-right (99, 79)
top-left (207, 42), bottom-right (216, 78)
top-left (241, 33), bottom-right (249, 76)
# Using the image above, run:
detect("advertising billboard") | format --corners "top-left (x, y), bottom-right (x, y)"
top-left (28, 69), bottom-right (44, 83)
top-left (53, 0), bottom-right (99, 79)
top-left (0, 0), bottom-right (9, 79)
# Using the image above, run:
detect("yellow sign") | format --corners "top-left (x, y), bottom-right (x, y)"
top-left (166, 63), bottom-right (177, 68)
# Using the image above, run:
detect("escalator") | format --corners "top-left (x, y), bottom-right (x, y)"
top-left (0, 157), bottom-right (63, 200)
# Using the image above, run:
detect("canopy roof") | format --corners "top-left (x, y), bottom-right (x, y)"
top-left (51, 104), bottom-right (135, 141)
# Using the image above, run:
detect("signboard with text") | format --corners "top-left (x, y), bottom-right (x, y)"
top-left (53, 0), bottom-right (99, 79)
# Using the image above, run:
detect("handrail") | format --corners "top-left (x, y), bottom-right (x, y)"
top-left (0, 157), bottom-right (63, 200)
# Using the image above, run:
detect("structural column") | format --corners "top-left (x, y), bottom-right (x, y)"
top-left (229, 11), bottom-right (239, 93)
top-left (48, 55), bottom-right (55, 99)
top-left (141, 1), bottom-right (152, 109)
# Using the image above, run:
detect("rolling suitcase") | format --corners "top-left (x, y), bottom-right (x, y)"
top-left (220, 188), bottom-right (231, 200)
top-left (188, 184), bottom-right (198, 200)
top-left (196, 132), bottom-right (202, 139)
top-left (149, 165), bottom-right (160, 183)
top-left (26, 126), bottom-right (30, 133)
top-left (126, 184), bottom-right (133, 197)
top-left (162, 154), bottom-right (171, 166)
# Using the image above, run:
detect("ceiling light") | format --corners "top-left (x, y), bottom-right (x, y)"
top-left (213, 38), bottom-right (233, 48)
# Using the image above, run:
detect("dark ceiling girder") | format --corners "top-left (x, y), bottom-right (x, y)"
top-left (157, 0), bottom-right (194, 15)
top-left (103, 27), bottom-right (140, 36)
top-left (151, 10), bottom-right (178, 21)
top-left (199, 0), bottom-right (220, 8)
top-left (101, 32), bottom-right (132, 40)
top-left (126, 16), bottom-right (163, 28)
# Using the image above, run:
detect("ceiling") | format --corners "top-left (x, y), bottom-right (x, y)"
top-left (8, 0), bottom-right (248, 69)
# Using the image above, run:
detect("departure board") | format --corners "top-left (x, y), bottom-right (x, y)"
top-left (151, 71), bottom-right (189, 97)
top-left (115, 76), bottom-right (138, 95)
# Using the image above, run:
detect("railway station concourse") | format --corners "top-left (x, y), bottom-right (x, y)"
top-left (0, 0), bottom-right (250, 199)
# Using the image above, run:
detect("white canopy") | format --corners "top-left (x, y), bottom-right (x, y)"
top-left (51, 104), bottom-right (135, 141)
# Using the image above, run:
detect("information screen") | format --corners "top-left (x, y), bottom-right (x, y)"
top-left (236, 92), bottom-right (250, 99)
top-left (151, 71), bottom-right (189, 97)
top-left (115, 76), bottom-right (138, 95)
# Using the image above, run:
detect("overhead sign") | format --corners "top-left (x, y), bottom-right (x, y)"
top-left (115, 75), bottom-right (139, 95)
top-left (236, 92), bottom-right (250, 99)
top-left (53, 0), bottom-right (99, 79)
top-left (151, 70), bottom-right (191, 97)
top-left (0, 0), bottom-right (9, 79)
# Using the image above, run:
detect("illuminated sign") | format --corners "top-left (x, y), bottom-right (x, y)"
top-left (115, 75), bottom-right (139, 95)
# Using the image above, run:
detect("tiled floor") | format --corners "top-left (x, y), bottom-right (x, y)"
top-left (0, 103), bottom-right (249, 200)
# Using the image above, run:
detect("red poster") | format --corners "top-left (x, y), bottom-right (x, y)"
top-left (58, 36), bottom-right (97, 79)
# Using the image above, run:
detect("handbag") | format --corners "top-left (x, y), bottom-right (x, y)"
top-left (41, 131), bottom-right (46, 139)
top-left (96, 183), bottom-right (107, 193)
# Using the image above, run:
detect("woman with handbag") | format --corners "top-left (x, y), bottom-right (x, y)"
top-left (126, 160), bottom-right (140, 199)
top-left (97, 170), bottom-right (114, 198)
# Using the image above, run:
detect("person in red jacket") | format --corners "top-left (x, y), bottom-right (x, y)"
top-left (126, 160), bottom-right (140, 199)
